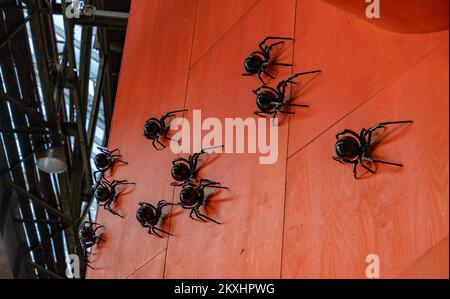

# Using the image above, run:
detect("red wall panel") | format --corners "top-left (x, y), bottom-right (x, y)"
top-left (87, 0), bottom-right (449, 278)
top-left (86, 0), bottom-right (197, 278)
top-left (282, 43), bottom-right (449, 278)
top-left (164, 0), bottom-right (295, 278)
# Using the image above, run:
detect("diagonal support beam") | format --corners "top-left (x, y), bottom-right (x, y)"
top-left (0, 11), bottom-right (35, 49)
top-left (0, 90), bottom-right (50, 128)
top-left (4, 180), bottom-right (72, 224)
top-left (24, 259), bottom-right (64, 279)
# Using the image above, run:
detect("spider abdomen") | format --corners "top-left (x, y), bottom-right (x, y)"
top-left (171, 163), bottom-right (191, 182)
top-left (256, 90), bottom-right (278, 112)
top-left (244, 54), bottom-right (264, 74)
top-left (143, 122), bottom-right (160, 140)
top-left (180, 187), bottom-right (201, 207)
top-left (136, 205), bottom-right (158, 226)
top-left (335, 136), bottom-right (360, 158)
top-left (94, 153), bottom-right (110, 169)
top-left (79, 228), bottom-right (94, 243)
top-left (94, 186), bottom-right (111, 203)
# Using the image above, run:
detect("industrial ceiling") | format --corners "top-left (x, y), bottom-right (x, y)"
top-left (0, 0), bottom-right (130, 278)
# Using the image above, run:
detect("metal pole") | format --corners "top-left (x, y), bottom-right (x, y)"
top-left (24, 259), bottom-right (65, 279)
top-left (0, 90), bottom-right (50, 128)
top-left (0, 126), bottom-right (49, 135)
top-left (4, 180), bottom-right (73, 223)
top-left (0, 12), bottom-right (35, 49)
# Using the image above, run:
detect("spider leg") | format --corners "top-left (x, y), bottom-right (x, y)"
top-left (363, 157), bottom-right (403, 167)
top-left (152, 139), bottom-right (159, 151)
top-left (196, 208), bottom-right (221, 225)
top-left (172, 157), bottom-right (189, 165)
top-left (114, 158), bottom-right (128, 165)
top-left (265, 41), bottom-right (285, 59)
top-left (272, 110), bottom-right (278, 119)
top-left (111, 179), bottom-right (135, 187)
top-left (282, 103), bottom-right (309, 107)
top-left (98, 147), bottom-right (111, 155)
top-left (161, 109), bottom-right (188, 123)
top-left (156, 137), bottom-right (166, 150)
top-left (333, 157), bottom-right (362, 179)
top-left (147, 228), bottom-right (155, 236)
top-left (203, 185), bottom-right (229, 190)
top-left (332, 157), bottom-right (356, 164)
top-left (271, 62), bottom-right (292, 66)
top-left (189, 209), bottom-right (203, 221)
top-left (262, 66), bottom-right (275, 79)
top-left (335, 129), bottom-right (360, 140)
top-left (153, 226), bottom-right (172, 236)
top-left (197, 179), bottom-right (219, 185)
top-left (259, 36), bottom-right (293, 52)
top-left (252, 86), bottom-right (264, 95)
top-left (93, 170), bottom-right (104, 183)
top-left (374, 120), bottom-right (414, 129)
top-left (93, 226), bottom-right (105, 234)
top-left (193, 208), bottom-right (208, 222)
top-left (266, 40), bottom-right (285, 50)
top-left (151, 227), bottom-right (163, 238)
top-left (284, 70), bottom-right (322, 83)
top-left (254, 110), bottom-right (270, 117)
top-left (105, 202), bottom-right (124, 218)
top-left (145, 117), bottom-right (161, 124)
top-left (278, 109), bottom-right (295, 114)
top-left (359, 158), bottom-right (376, 174)
top-left (353, 163), bottom-right (359, 179)
top-left (257, 71), bottom-right (267, 85)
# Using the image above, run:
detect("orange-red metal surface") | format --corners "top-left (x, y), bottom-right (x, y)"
top-left (87, 0), bottom-right (449, 278)
top-left (86, 0), bottom-right (197, 278)
top-left (323, 0), bottom-right (449, 34)
top-left (282, 43), bottom-right (449, 278)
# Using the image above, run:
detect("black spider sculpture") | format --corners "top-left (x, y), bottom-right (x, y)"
top-left (176, 179), bottom-right (228, 225)
top-left (93, 147), bottom-right (128, 183)
top-left (95, 179), bottom-right (135, 218)
top-left (78, 221), bottom-right (104, 264)
top-left (332, 120), bottom-right (413, 179)
top-left (253, 70), bottom-right (321, 119)
top-left (170, 146), bottom-right (223, 186)
top-left (144, 109), bottom-right (187, 150)
top-left (242, 36), bottom-right (294, 84)
top-left (136, 200), bottom-right (173, 237)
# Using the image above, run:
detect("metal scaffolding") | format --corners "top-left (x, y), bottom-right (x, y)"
top-left (0, 0), bottom-right (130, 278)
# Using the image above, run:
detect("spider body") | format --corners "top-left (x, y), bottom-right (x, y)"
top-left (144, 109), bottom-right (187, 150)
top-left (335, 136), bottom-right (361, 158)
top-left (177, 180), bottom-right (228, 224)
top-left (256, 90), bottom-right (278, 112)
top-left (94, 179), bottom-right (135, 218)
top-left (171, 146), bottom-right (223, 186)
top-left (171, 163), bottom-right (191, 182)
top-left (243, 36), bottom-right (294, 84)
top-left (253, 70), bottom-right (321, 119)
top-left (136, 201), bottom-right (173, 237)
top-left (333, 120), bottom-right (413, 179)
top-left (78, 221), bottom-right (104, 258)
top-left (93, 147), bottom-right (127, 183)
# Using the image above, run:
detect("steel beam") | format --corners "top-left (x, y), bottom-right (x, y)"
top-left (0, 126), bottom-right (49, 135)
top-left (24, 259), bottom-right (64, 279)
top-left (4, 181), bottom-right (72, 224)
top-left (0, 90), bottom-right (50, 128)
top-left (0, 11), bottom-right (35, 49)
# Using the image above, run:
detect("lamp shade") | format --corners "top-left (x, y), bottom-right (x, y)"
top-left (36, 146), bottom-right (67, 174)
